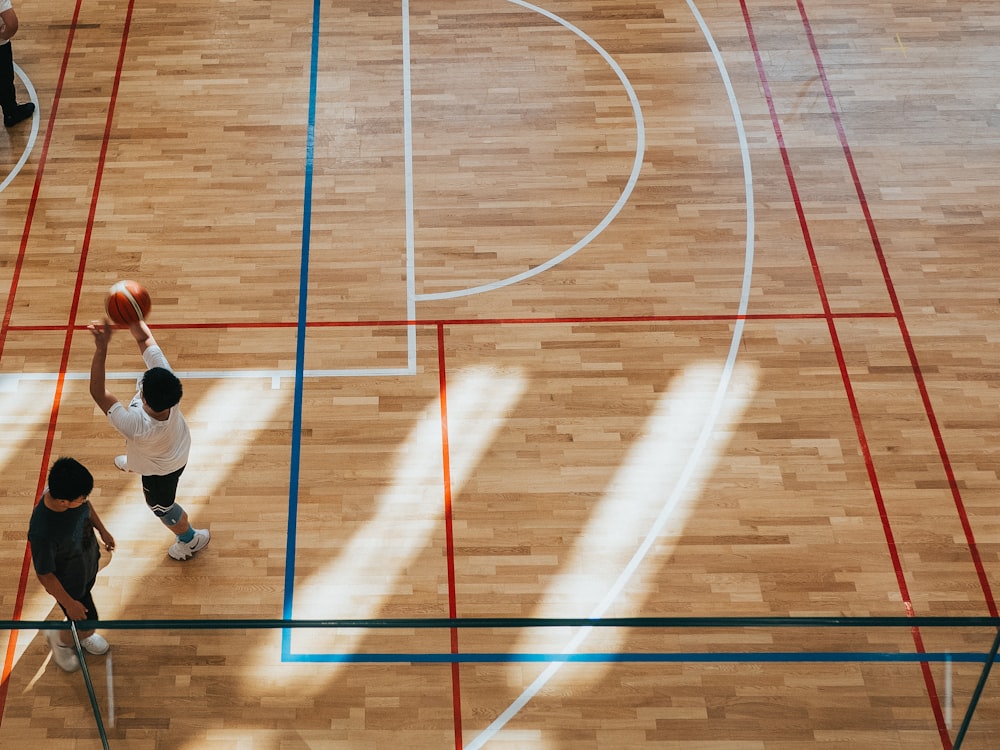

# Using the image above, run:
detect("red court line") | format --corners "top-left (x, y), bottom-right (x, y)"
top-left (739, 2), bottom-right (951, 746)
top-left (0, 0), bottom-right (89, 716)
top-left (0, 0), bottom-right (85, 352)
top-left (794, 0), bottom-right (996, 619)
top-left (436, 324), bottom-right (463, 750)
top-left (0, 0), bottom-right (138, 726)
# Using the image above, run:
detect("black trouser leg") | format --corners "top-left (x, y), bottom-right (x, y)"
top-left (0, 43), bottom-right (17, 116)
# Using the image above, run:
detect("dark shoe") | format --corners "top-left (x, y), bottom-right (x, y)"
top-left (4, 102), bottom-right (35, 128)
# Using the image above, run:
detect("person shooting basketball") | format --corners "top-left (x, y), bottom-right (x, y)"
top-left (88, 295), bottom-right (209, 562)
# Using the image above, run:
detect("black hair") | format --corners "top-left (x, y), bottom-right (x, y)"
top-left (48, 457), bottom-right (94, 501)
top-left (142, 367), bottom-right (183, 412)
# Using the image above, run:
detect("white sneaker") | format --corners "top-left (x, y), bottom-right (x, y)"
top-left (79, 633), bottom-right (110, 655)
top-left (44, 629), bottom-right (80, 672)
top-left (114, 455), bottom-right (129, 472)
top-left (168, 528), bottom-right (210, 560)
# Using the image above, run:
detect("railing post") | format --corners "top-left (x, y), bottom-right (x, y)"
top-left (70, 622), bottom-right (110, 750)
top-left (952, 626), bottom-right (1000, 750)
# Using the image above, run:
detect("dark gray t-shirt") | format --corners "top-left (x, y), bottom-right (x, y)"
top-left (28, 498), bottom-right (100, 598)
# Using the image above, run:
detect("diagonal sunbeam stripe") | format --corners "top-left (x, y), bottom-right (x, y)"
top-left (273, 367), bottom-right (525, 675)
top-left (467, 362), bottom-right (757, 749)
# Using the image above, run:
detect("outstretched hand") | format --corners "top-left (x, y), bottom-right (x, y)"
top-left (88, 319), bottom-right (113, 348)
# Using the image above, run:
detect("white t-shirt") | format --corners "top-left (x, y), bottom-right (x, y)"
top-left (106, 345), bottom-right (191, 476)
top-left (0, 0), bottom-right (13, 47)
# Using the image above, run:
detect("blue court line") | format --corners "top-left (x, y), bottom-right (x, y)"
top-left (19, 615), bottom-right (1000, 628)
top-left (274, 615), bottom-right (1000, 665)
top-left (283, 651), bottom-right (997, 665)
top-left (281, 0), bottom-right (322, 657)
top-left (23, 619), bottom-right (999, 666)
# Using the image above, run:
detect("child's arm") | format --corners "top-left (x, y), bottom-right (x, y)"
top-left (89, 505), bottom-right (116, 552)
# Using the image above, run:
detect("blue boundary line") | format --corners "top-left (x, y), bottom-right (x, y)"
top-left (281, 0), bottom-right (322, 659)
top-left (282, 651), bottom-right (996, 664)
top-left (24, 620), bottom-right (999, 666)
top-left (20, 615), bottom-right (1000, 628)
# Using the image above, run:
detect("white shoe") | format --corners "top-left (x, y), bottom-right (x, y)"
top-left (44, 629), bottom-right (80, 672)
top-left (114, 455), bottom-right (129, 472)
top-left (168, 528), bottom-right (210, 560)
top-left (79, 633), bottom-right (110, 655)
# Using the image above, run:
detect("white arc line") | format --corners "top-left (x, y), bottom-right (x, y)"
top-left (414, 0), bottom-right (646, 302)
top-left (465, 0), bottom-right (756, 746)
top-left (0, 64), bottom-right (40, 193)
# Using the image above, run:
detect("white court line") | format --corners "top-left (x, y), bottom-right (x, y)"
top-left (945, 652), bottom-right (952, 728)
top-left (401, 0), bottom-right (417, 365)
top-left (465, 0), bottom-right (756, 746)
top-left (413, 0), bottom-right (646, 302)
top-left (106, 651), bottom-right (115, 728)
top-left (0, 367), bottom-right (415, 390)
top-left (0, 63), bottom-right (40, 193)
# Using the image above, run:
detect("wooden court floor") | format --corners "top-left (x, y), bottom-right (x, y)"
top-left (1, 0), bottom-right (999, 747)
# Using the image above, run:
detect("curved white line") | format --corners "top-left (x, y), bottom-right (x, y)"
top-left (414, 0), bottom-right (645, 302)
top-left (465, 1), bottom-right (756, 746)
top-left (0, 63), bottom-right (40, 193)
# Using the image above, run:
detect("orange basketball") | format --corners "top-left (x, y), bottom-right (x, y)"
top-left (105, 280), bottom-right (152, 325)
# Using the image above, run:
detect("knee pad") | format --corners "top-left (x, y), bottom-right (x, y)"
top-left (151, 503), bottom-right (184, 527)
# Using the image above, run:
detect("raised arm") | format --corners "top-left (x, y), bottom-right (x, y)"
top-left (88, 319), bottom-right (119, 413)
top-left (129, 319), bottom-right (156, 354)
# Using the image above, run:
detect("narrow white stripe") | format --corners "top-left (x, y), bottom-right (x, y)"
top-left (402, 0), bottom-right (418, 366)
top-left (106, 651), bottom-right (116, 728)
top-left (0, 366), bottom-right (417, 385)
top-left (945, 652), bottom-right (952, 727)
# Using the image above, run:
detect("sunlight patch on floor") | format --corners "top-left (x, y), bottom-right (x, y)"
top-left (468, 360), bottom-right (758, 749)
top-left (273, 366), bottom-right (526, 673)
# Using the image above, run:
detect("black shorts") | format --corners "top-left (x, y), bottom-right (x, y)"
top-left (57, 579), bottom-right (99, 622)
top-left (141, 465), bottom-right (186, 513)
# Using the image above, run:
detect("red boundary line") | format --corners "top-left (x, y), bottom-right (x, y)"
top-left (793, 0), bottom-right (995, 619)
top-left (436, 324), bottom-right (463, 749)
top-left (0, 0), bottom-right (82, 351)
top-left (740, 1), bottom-right (954, 745)
top-left (0, 0), bottom-right (88, 716)
top-left (0, 0), bottom-right (137, 727)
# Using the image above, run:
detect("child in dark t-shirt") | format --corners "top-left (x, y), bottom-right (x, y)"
top-left (28, 457), bottom-right (115, 672)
